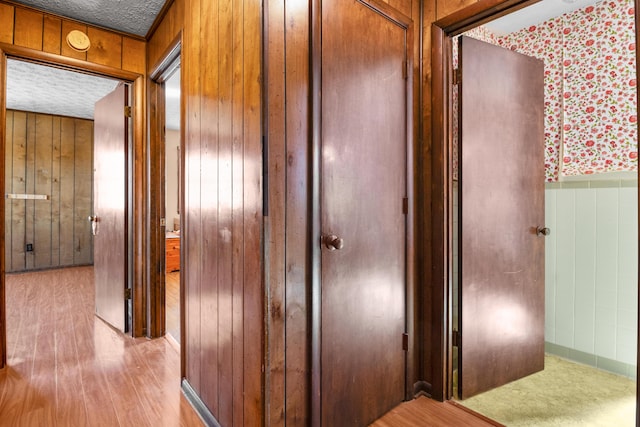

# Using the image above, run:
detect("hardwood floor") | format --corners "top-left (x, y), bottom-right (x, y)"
top-left (0, 266), bottom-right (202, 426)
top-left (166, 271), bottom-right (180, 343)
top-left (371, 397), bottom-right (503, 427)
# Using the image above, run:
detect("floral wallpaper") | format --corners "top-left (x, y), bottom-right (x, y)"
top-left (455, 0), bottom-right (637, 181)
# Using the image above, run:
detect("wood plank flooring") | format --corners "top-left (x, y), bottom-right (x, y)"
top-left (371, 397), bottom-right (503, 427)
top-left (166, 271), bottom-right (180, 343)
top-left (0, 266), bottom-right (202, 426)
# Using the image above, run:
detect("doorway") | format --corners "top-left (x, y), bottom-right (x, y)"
top-left (164, 66), bottom-right (181, 344)
top-left (0, 46), bottom-right (143, 367)
top-left (445, 0), bottom-right (638, 424)
top-left (147, 42), bottom-right (182, 344)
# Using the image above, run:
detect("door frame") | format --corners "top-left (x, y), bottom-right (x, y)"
top-left (309, 0), bottom-right (417, 424)
top-left (429, 0), bottom-right (640, 417)
top-left (147, 35), bottom-right (182, 349)
top-left (0, 43), bottom-right (146, 368)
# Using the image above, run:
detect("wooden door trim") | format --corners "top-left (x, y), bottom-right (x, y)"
top-left (430, 0), bottom-right (640, 414)
top-left (0, 45), bottom-right (145, 367)
top-left (147, 36), bottom-right (182, 352)
top-left (0, 49), bottom-right (5, 368)
top-left (309, 1), bottom-right (416, 425)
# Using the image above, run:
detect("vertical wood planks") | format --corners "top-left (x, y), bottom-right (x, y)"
top-left (184, 0), bottom-right (203, 398)
top-left (0, 2), bottom-right (146, 73)
top-left (121, 38), bottom-right (146, 74)
top-left (4, 112), bottom-right (93, 272)
top-left (34, 114), bottom-right (53, 268)
top-left (4, 111), bottom-right (14, 271)
top-left (265, 0), bottom-right (287, 423)
top-left (10, 112), bottom-right (27, 272)
top-left (73, 120), bottom-right (92, 265)
top-left (198, 0), bottom-right (221, 416)
top-left (155, 0), bottom-right (263, 423)
top-left (87, 27), bottom-right (122, 69)
top-left (43, 16), bottom-right (62, 55)
top-left (59, 117), bottom-right (75, 266)
top-left (51, 117), bottom-right (61, 266)
top-left (14, 8), bottom-right (43, 51)
top-left (0, 3), bottom-right (13, 44)
top-left (24, 113), bottom-right (35, 270)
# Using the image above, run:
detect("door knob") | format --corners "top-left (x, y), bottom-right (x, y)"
top-left (88, 215), bottom-right (98, 236)
top-left (536, 227), bottom-right (550, 236)
top-left (323, 234), bottom-right (344, 251)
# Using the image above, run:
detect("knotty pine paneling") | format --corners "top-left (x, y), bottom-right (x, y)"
top-left (13, 7), bottom-right (43, 51)
top-left (149, 0), bottom-right (263, 425)
top-left (0, 1), bottom-right (146, 75)
top-left (5, 111), bottom-right (93, 272)
top-left (147, 0), bottom-right (185, 70)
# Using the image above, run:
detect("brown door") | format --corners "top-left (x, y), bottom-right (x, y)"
top-left (320, 1), bottom-right (408, 425)
top-left (92, 84), bottom-right (129, 333)
top-left (458, 36), bottom-right (545, 399)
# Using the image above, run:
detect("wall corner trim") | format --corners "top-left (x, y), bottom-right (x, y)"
top-left (181, 379), bottom-right (222, 427)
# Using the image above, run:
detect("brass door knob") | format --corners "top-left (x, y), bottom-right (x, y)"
top-left (536, 227), bottom-right (550, 236)
top-left (323, 234), bottom-right (344, 251)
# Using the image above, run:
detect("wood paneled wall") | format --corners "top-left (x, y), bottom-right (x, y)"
top-left (0, 1), bottom-right (145, 75)
top-left (5, 110), bottom-right (93, 272)
top-left (148, 0), bottom-right (263, 425)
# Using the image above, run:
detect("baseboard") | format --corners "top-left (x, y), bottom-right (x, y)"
top-left (413, 380), bottom-right (432, 398)
top-left (545, 342), bottom-right (637, 379)
top-left (181, 379), bottom-right (222, 427)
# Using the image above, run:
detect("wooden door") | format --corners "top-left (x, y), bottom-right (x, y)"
top-left (320, 1), bottom-right (408, 425)
top-left (458, 36), bottom-right (545, 399)
top-left (92, 84), bottom-right (128, 333)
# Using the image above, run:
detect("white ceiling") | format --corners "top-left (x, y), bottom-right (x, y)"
top-left (6, 59), bottom-right (119, 120)
top-left (10, 0), bottom-right (165, 37)
top-left (485, 0), bottom-right (601, 35)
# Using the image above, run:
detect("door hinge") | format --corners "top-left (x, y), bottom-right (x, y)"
top-left (402, 333), bottom-right (409, 351)
top-left (124, 106), bottom-right (132, 117)
top-left (453, 68), bottom-right (461, 86)
top-left (402, 60), bottom-right (408, 80)
top-left (452, 329), bottom-right (460, 347)
top-left (125, 288), bottom-right (132, 300)
top-left (403, 197), bottom-right (408, 215)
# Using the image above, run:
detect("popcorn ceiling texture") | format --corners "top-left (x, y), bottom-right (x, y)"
top-left (11, 0), bottom-right (165, 36)
top-left (6, 59), bottom-right (119, 119)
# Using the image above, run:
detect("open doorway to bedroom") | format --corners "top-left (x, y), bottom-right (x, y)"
top-left (450, 0), bottom-right (637, 425)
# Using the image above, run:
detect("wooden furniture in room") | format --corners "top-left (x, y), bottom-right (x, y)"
top-left (165, 232), bottom-right (180, 273)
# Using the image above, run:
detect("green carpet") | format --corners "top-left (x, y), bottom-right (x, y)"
top-left (457, 355), bottom-right (636, 427)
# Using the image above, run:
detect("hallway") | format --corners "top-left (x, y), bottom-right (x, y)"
top-left (0, 266), bottom-right (202, 426)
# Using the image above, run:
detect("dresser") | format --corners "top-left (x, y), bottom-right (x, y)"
top-left (166, 232), bottom-right (180, 273)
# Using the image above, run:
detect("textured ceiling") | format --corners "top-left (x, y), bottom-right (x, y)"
top-left (6, 59), bottom-right (119, 120)
top-left (485, 0), bottom-right (601, 35)
top-left (10, 0), bottom-right (165, 36)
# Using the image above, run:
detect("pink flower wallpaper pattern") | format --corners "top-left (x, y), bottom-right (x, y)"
top-left (454, 0), bottom-right (637, 181)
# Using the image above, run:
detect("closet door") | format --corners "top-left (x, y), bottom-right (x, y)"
top-left (319, 1), bottom-right (409, 425)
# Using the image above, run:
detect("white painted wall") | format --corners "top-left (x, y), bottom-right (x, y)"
top-left (165, 129), bottom-right (180, 231)
top-left (545, 176), bottom-right (638, 367)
